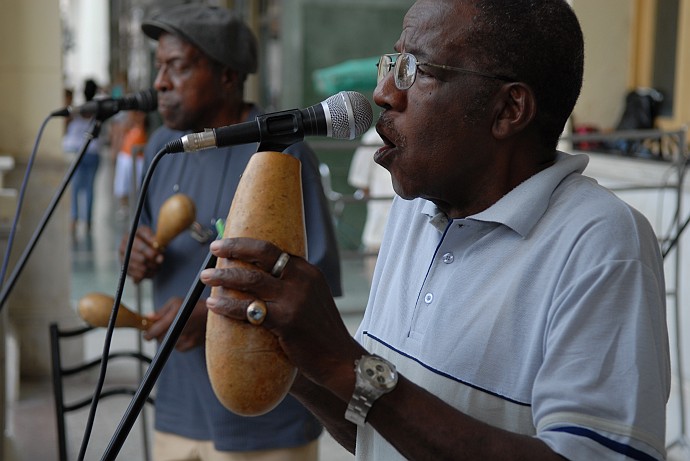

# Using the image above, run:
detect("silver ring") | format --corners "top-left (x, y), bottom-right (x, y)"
top-left (246, 300), bottom-right (267, 325)
top-left (270, 252), bottom-right (290, 278)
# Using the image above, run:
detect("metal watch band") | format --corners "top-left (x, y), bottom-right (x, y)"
top-left (345, 386), bottom-right (377, 426)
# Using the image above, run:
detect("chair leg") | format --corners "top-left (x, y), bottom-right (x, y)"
top-left (49, 323), bottom-right (68, 461)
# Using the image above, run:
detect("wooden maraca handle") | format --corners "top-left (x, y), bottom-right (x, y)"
top-left (154, 193), bottom-right (196, 250)
top-left (206, 151), bottom-right (307, 416)
top-left (78, 292), bottom-right (152, 330)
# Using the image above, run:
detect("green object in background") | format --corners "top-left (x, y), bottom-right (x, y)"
top-left (312, 56), bottom-right (379, 96)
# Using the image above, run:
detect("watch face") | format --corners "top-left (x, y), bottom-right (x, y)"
top-left (360, 356), bottom-right (397, 391)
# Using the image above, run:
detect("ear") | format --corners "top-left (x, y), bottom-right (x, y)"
top-left (221, 67), bottom-right (241, 86)
top-left (492, 82), bottom-right (536, 139)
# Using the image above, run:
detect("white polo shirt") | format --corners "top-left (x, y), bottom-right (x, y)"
top-left (355, 152), bottom-right (670, 461)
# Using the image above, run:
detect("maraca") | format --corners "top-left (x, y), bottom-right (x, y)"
top-left (206, 151), bottom-right (306, 416)
top-left (78, 292), bottom-right (152, 330)
top-left (153, 193), bottom-right (196, 250)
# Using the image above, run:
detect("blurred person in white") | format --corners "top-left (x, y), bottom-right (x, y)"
top-left (347, 126), bottom-right (395, 279)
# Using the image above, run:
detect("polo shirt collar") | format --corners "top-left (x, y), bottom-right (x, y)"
top-left (421, 152), bottom-right (589, 236)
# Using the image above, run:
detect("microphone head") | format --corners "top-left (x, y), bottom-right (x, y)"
top-left (126, 88), bottom-right (158, 112)
top-left (50, 88), bottom-right (158, 118)
top-left (323, 91), bottom-right (373, 140)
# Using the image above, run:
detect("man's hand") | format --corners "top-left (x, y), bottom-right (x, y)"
top-left (200, 237), bottom-right (364, 392)
top-left (119, 225), bottom-right (164, 283)
top-left (144, 296), bottom-right (209, 351)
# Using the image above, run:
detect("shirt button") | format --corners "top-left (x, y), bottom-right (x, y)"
top-left (424, 293), bottom-right (433, 304)
top-left (442, 252), bottom-right (454, 264)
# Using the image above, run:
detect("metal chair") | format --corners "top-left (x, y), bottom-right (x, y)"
top-left (49, 322), bottom-right (154, 461)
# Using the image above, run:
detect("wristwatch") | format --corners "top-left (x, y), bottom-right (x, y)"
top-left (344, 354), bottom-right (398, 426)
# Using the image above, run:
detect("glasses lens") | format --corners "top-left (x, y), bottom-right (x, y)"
top-left (377, 55), bottom-right (393, 84)
top-left (396, 53), bottom-right (416, 90)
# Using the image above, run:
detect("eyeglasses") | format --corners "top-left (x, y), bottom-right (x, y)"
top-left (377, 52), bottom-right (514, 90)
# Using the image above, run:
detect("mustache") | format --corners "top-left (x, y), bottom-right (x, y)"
top-left (376, 112), bottom-right (406, 149)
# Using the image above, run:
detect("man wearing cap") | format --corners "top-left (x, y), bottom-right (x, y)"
top-left (120, 4), bottom-right (341, 460)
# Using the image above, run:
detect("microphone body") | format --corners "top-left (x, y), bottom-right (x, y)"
top-left (52, 88), bottom-right (158, 120)
top-left (168, 91), bottom-right (373, 153)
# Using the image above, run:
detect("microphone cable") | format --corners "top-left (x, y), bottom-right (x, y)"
top-left (0, 114), bottom-right (52, 288)
top-left (0, 116), bottom-right (97, 311)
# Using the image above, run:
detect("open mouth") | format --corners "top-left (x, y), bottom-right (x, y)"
top-left (374, 122), bottom-right (398, 165)
top-left (378, 130), bottom-right (395, 148)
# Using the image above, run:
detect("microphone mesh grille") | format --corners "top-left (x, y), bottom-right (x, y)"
top-left (325, 91), bottom-right (373, 140)
top-left (135, 88), bottom-right (158, 112)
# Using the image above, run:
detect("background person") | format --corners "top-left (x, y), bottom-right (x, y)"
top-left (113, 110), bottom-right (148, 217)
top-left (347, 126), bottom-right (393, 280)
top-left (62, 78), bottom-right (102, 237)
top-left (120, 5), bottom-right (341, 461)
top-left (200, 1), bottom-right (670, 460)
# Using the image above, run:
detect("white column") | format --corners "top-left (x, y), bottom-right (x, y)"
top-left (63, 0), bottom-right (110, 96)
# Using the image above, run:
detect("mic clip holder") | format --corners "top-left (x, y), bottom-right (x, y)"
top-left (255, 110), bottom-right (306, 149)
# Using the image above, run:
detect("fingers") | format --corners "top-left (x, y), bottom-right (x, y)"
top-left (143, 299), bottom-right (177, 341)
top-left (204, 289), bottom-right (253, 321)
top-left (144, 298), bottom-right (208, 353)
top-left (202, 238), bottom-right (298, 309)
top-left (143, 311), bottom-right (171, 341)
top-left (123, 226), bottom-right (164, 282)
top-left (134, 227), bottom-right (164, 264)
top-left (208, 237), bottom-right (285, 275)
top-left (202, 260), bottom-right (273, 289)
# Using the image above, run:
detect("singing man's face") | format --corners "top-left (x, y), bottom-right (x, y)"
top-left (373, 0), bottom-right (504, 218)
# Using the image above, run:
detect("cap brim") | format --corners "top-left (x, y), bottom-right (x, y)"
top-left (142, 20), bottom-right (177, 41)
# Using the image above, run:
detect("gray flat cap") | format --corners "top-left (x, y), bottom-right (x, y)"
top-left (142, 4), bottom-right (258, 74)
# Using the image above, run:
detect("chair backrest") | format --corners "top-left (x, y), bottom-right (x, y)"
top-left (49, 322), bottom-right (154, 461)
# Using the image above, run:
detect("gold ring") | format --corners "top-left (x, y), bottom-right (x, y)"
top-left (270, 252), bottom-right (290, 278)
top-left (246, 300), bottom-right (267, 325)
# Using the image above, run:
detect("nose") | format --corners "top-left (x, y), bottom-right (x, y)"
top-left (153, 67), bottom-right (170, 92)
top-left (373, 70), bottom-right (404, 111)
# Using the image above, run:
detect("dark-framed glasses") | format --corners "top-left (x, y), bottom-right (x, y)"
top-left (376, 52), bottom-right (514, 90)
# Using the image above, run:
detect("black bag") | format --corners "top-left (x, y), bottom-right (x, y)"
top-left (612, 88), bottom-right (663, 157)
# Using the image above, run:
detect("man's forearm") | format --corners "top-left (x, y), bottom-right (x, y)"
top-left (290, 373), bottom-right (357, 454)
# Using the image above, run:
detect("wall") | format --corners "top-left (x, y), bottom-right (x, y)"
top-left (62, 0), bottom-right (110, 93)
top-left (0, 1), bottom-right (74, 459)
top-left (0, 0), bottom-right (74, 381)
top-left (571, 0), bottom-right (634, 131)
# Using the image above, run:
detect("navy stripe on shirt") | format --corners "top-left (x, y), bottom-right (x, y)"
top-left (549, 426), bottom-right (660, 461)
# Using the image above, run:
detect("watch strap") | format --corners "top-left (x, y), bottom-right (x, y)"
top-left (345, 385), bottom-right (377, 426)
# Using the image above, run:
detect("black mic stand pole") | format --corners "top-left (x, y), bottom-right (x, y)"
top-left (0, 118), bottom-right (102, 311)
top-left (100, 251), bottom-right (217, 461)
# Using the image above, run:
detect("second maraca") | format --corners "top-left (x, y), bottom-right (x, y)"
top-left (153, 193), bottom-right (196, 250)
top-left (78, 292), bottom-right (152, 330)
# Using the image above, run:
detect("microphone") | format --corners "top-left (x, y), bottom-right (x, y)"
top-left (166, 91), bottom-right (373, 153)
top-left (51, 88), bottom-right (158, 119)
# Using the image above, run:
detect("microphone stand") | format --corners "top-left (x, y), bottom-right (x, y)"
top-left (0, 118), bottom-right (101, 311)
